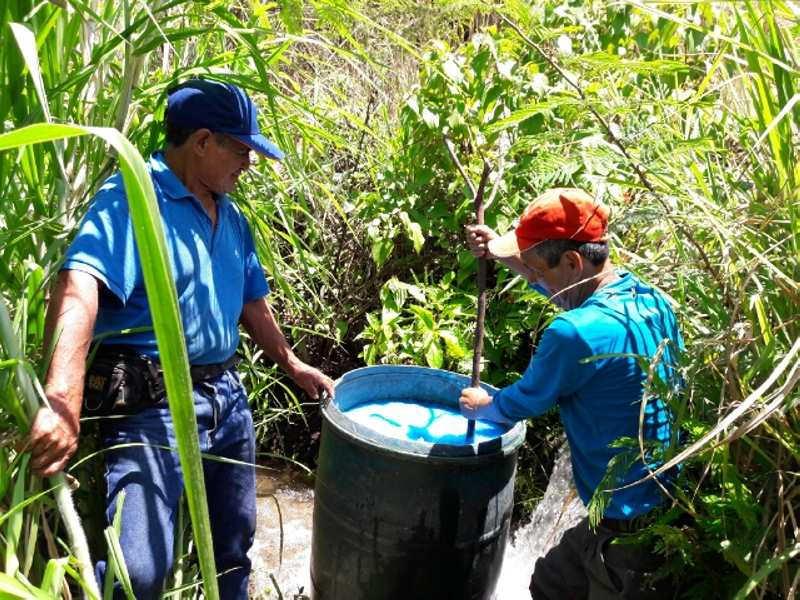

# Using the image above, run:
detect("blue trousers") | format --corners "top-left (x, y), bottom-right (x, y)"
top-left (96, 369), bottom-right (256, 599)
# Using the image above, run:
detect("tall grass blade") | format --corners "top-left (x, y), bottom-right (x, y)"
top-left (9, 24), bottom-right (51, 121)
top-left (733, 541), bottom-right (800, 600)
top-left (0, 572), bottom-right (50, 599)
top-left (0, 122), bottom-right (218, 599)
top-left (103, 527), bottom-right (136, 600)
top-left (4, 453), bottom-right (28, 576)
top-left (0, 297), bottom-right (99, 599)
top-left (9, 23), bottom-right (70, 188)
top-left (103, 490), bottom-right (126, 600)
top-left (41, 557), bottom-right (68, 597)
top-left (614, 337), bottom-right (800, 490)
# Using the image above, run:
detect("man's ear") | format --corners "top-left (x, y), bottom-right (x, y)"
top-left (190, 128), bottom-right (213, 156)
top-left (562, 249), bottom-right (583, 273)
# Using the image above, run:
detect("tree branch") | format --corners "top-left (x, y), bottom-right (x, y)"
top-left (501, 14), bottom-right (732, 308)
top-left (443, 135), bottom-right (477, 199)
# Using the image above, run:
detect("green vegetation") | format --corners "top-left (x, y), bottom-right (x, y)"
top-left (0, 1), bottom-right (797, 598)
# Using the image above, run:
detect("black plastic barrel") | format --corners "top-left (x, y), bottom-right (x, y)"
top-left (310, 365), bottom-right (526, 600)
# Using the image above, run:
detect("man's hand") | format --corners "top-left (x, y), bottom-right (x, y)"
top-left (30, 269), bottom-right (98, 478)
top-left (241, 298), bottom-right (336, 401)
top-left (459, 386), bottom-right (492, 415)
top-left (466, 224), bottom-right (500, 259)
top-left (289, 362), bottom-right (335, 401)
top-left (26, 406), bottom-right (79, 477)
top-left (459, 387), bottom-right (516, 425)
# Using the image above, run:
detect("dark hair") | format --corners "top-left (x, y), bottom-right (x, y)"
top-left (528, 239), bottom-right (609, 268)
top-left (164, 119), bottom-right (199, 147)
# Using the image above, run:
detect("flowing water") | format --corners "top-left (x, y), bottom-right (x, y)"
top-left (248, 442), bottom-right (584, 600)
top-left (249, 466), bottom-right (314, 599)
top-left (493, 443), bottom-right (587, 598)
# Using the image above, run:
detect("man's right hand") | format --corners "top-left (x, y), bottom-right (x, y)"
top-left (465, 224), bottom-right (500, 259)
top-left (26, 406), bottom-right (79, 477)
top-left (30, 269), bottom-right (98, 478)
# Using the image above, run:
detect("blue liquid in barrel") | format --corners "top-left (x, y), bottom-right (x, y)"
top-left (343, 399), bottom-right (509, 445)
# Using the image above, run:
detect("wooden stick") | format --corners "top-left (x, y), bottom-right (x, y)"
top-left (467, 163), bottom-right (492, 439)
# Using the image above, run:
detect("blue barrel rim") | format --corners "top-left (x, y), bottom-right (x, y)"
top-left (324, 365), bottom-right (526, 459)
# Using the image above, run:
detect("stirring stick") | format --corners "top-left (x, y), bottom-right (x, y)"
top-left (467, 164), bottom-right (492, 440)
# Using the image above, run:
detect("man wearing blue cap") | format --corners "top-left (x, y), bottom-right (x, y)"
top-left (25, 79), bottom-right (334, 598)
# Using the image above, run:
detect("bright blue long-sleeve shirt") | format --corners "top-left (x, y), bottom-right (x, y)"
top-left (493, 272), bottom-right (682, 519)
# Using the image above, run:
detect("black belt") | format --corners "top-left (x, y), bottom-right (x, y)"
top-left (96, 345), bottom-right (240, 384)
top-left (189, 354), bottom-right (241, 382)
top-left (83, 346), bottom-right (241, 416)
top-left (599, 512), bottom-right (655, 534)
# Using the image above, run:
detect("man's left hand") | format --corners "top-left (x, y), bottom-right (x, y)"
top-left (289, 362), bottom-right (335, 400)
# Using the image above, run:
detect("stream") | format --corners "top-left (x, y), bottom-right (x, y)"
top-left (248, 444), bottom-right (584, 600)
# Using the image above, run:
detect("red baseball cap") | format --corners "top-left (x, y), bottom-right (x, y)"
top-left (488, 188), bottom-right (609, 257)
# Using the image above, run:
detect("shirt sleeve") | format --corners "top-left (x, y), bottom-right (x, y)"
top-left (61, 183), bottom-right (139, 304)
top-left (492, 316), bottom-right (599, 421)
top-left (241, 216), bottom-right (270, 303)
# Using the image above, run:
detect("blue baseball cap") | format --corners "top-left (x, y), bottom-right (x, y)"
top-left (166, 78), bottom-right (284, 160)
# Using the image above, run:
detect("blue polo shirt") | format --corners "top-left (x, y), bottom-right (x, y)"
top-left (62, 152), bottom-right (270, 365)
top-left (494, 272), bottom-right (682, 519)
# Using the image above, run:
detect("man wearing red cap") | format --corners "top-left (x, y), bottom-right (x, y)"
top-left (25, 79), bottom-right (334, 598)
top-left (461, 188), bottom-right (682, 598)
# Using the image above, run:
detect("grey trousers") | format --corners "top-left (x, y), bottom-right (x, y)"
top-left (529, 517), bottom-right (674, 600)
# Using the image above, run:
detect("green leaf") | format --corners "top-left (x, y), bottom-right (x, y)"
top-left (409, 305), bottom-right (435, 330)
top-left (335, 320), bottom-right (348, 342)
top-left (9, 24), bottom-right (51, 120)
top-left (443, 58), bottom-right (464, 84)
top-left (381, 278), bottom-right (407, 310)
top-left (485, 97), bottom-right (580, 134)
top-left (0, 123), bottom-right (85, 149)
top-left (381, 308), bottom-right (400, 326)
top-left (406, 95), bottom-right (420, 115)
top-left (425, 341), bottom-right (444, 369)
top-left (576, 51), bottom-right (691, 76)
top-left (406, 284), bottom-right (426, 303)
top-left (421, 107), bottom-right (440, 129)
top-left (399, 211), bottom-right (425, 253)
top-left (104, 526), bottom-right (136, 600)
top-left (371, 237), bottom-right (394, 267)
top-left (439, 330), bottom-right (466, 359)
top-left (733, 542), bottom-right (800, 600)
top-left (277, 0), bottom-right (304, 34)
top-left (497, 58), bottom-right (515, 79)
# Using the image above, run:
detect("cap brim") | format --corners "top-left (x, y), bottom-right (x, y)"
top-left (487, 231), bottom-right (524, 258)
top-left (230, 133), bottom-right (285, 160)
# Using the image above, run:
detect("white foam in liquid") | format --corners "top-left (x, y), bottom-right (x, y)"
top-left (343, 399), bottom-right (508, 445)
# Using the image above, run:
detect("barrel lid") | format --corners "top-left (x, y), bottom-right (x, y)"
top-left (322, 365), bottom-right (526, 461)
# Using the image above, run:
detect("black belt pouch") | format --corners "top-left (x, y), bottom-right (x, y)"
top-left (82, 350), bottom-right (151, 416)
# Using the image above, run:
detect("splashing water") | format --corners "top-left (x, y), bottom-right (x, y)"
top-left (343, 399), bottom-right (509, 444)
top-left (494, 443), bottom-right (587, 599)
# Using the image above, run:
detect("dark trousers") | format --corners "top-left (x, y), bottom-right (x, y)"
top-left (95, 369), bottom-right (256, 599)
top-left (530, 517), bottom-right (673, 600)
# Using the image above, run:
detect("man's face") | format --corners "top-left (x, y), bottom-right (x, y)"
top-left (521, 249), bottom-right (583, 310)
top-left (197, 133), bottom-right (254, 195)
